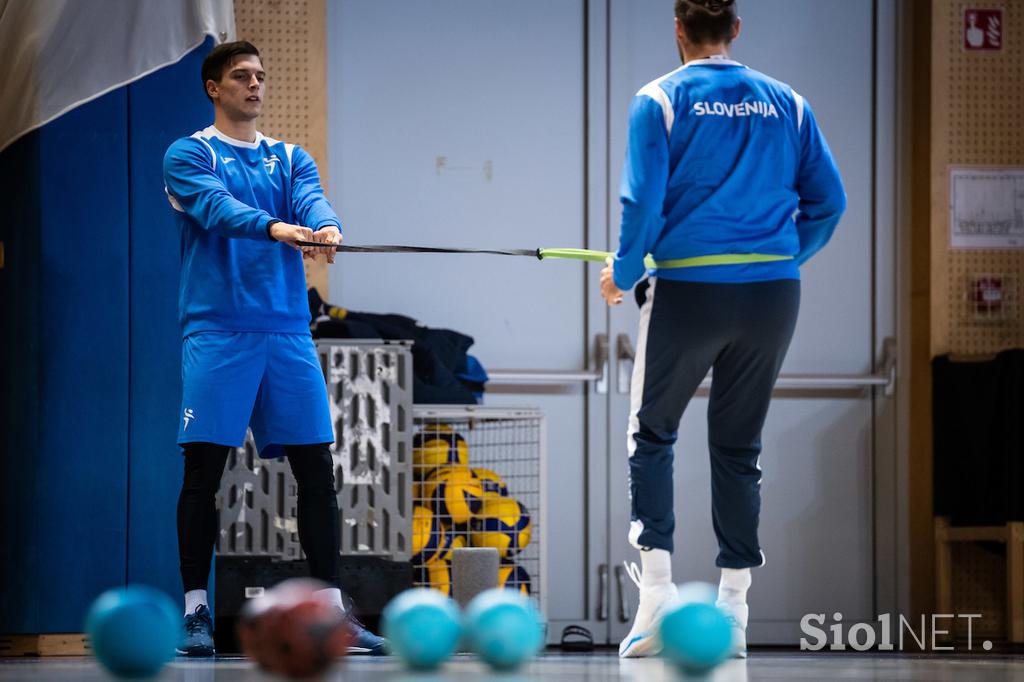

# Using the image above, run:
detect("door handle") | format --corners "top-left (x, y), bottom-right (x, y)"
top-left (616, 334), bottom-right (635, 395)
top-left (614, 564), bottom-right (632, 622)
top-left (483, 334), bottom-right (610, 389)
top-left (594, 334), bottom-right (609, 395)
top-left (695, 336), bottom-right (898, 394)
top-left (597, 563), bottom-right (609, 621)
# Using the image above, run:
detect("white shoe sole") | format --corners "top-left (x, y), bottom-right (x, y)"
top-left (618, 630), bottom-right (662, 658)
top-left (619, 594), bottom-right (677, 658)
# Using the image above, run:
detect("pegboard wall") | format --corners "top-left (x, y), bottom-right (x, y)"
top-left (950, 542), bottom-right (1007, 639)
top-left (234, 0), bottom-right (330, 296)
top-left (931, 2), bottom-right (1024, 355)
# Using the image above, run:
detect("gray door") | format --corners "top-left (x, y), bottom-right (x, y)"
top-left (326, 0), bottom-right (608, 643)
top-left (326, 0), bottom-right (899, 648)
top-left (604, 0), bottom-right (897, 645)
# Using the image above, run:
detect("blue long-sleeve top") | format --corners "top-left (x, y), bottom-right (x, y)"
top-left (613, 58), bottom-right (847, 290)
top-left (163, 126), bottom-right (341, 337)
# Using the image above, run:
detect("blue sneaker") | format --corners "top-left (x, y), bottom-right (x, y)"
top-left (177, 605), bottom-right (215, 657)
top-left (346, 615), bottom-right (388, 656)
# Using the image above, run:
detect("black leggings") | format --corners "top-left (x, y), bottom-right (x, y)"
top-left (177, 442), bottom-right (341, 592)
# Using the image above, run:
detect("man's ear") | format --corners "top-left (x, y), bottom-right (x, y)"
top-left (732, 17), bottom-right (742, 42)
top-left (205, 79), bottom-right (219, 101)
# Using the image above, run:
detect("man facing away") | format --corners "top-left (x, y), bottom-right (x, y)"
top-left (600, 0), bottom-right (846, 659)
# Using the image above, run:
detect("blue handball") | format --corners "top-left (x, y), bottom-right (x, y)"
top-left (382, 588), bottom-right (462, 670)
top-left (463, 588), bottom-right (544, 671)
top-left (659, 599), bottom-right (734, 674)
top-left (85, 585), bottom-right (181, 679)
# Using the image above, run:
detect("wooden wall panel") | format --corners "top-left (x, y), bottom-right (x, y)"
top-left (931, 2), bottom-right (1024, 355)
top-left (916, 0), bottom-right (1023, 621)
top-left (234, 0), bottom-right (330, 296)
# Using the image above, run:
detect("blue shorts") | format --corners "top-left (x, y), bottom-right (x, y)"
top-left (178, 332), bottom-right (334, 457)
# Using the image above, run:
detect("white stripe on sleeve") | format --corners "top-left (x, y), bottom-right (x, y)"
top-left (638, 82), bottom-right (675, 136)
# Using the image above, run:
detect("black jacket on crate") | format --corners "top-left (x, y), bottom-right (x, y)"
top-left (308, 290), bottom-right (485, 404)
top-left (932, 350), bottom-right (1024, 526)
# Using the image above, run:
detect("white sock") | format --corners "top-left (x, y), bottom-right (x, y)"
top-left (184, 589), bottom-right (207, 616)
top-left (640, 548), bottom-right (672, 588)
top-left (315, 587), bottom-right (346, 612)
top-left (718, 568), bottom-right (751, 605)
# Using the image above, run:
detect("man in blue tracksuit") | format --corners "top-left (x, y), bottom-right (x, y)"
top-left (602, 0), bottom-right (846, 658)
top-left (163, 41), bottom-right (385, 656)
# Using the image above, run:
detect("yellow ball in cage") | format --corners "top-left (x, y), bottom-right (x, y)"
top-left (435, 524), bottom-right (469, 563)
top-left (473, 468), bottom-right (509, 498)
top-left (413, 424), bottom-right (469, 479)
top-left (426, 560), bottom-right (452, 596)
top-left (412, 505), bottom-right (451, 565)
top-left (421, 467), bottom-right (484, 525)
top-left (470, 495), bottom-right (532, 559)
top-left (498, 562), bottom-right (532, 596)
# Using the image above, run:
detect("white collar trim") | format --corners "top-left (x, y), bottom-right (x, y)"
top-left (683, 57), bottom-right (745, 68)
top-left (203, 125), bottom-right (265, 149)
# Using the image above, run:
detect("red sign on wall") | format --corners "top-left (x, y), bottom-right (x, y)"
top-left (964, 9), bottom-right (1003, 51)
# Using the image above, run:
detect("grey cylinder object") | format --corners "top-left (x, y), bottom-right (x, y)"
top-left (451, 547), bottom-right (500, 609)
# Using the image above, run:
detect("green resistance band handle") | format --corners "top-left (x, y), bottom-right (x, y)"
top-left (538, 248), bottom-right (793, 269)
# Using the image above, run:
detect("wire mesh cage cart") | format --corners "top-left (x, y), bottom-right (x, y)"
top-left (410, 405), bottom-right (547, 616)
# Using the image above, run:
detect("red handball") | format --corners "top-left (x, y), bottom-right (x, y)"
top-left (237, 579), bottom-right (353, 678)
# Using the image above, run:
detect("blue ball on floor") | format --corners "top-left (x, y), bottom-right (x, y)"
top-left (85, 585), bottom-right (181, 678)
top-left (464, 588), bottom-right (544, 671)
top-left (659, 592), bottom-right (733, 674)
top-left (382, 588), bottom-right (462, 670)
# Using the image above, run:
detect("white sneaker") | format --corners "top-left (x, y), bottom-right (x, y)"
top-left (618, 562), bottom-right (678, 658)
top-left (716, 600), bottom-right (748, 658)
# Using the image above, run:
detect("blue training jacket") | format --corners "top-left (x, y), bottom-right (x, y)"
top-left (163, 126), bottom-right (341, 337)
top-left (613, 57), bottom-right (847, 290)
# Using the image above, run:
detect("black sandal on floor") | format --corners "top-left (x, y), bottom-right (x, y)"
top-left (560, 625), bottom-right (594, 652)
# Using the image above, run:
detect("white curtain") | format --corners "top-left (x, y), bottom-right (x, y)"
top-left (0, 0), bottom-right (235, 152)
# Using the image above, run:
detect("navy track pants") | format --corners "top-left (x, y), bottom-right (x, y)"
top-left (626, 277), bottom-right (800, 568)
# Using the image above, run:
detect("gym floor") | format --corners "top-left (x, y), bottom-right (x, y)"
top-left (3, 651), bottom-right (1024, 681)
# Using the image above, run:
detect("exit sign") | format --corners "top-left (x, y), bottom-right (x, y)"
top-left (964, 8), bottom-right (1003, 51)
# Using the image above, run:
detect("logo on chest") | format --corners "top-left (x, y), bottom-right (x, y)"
top-left (263, 154), bottom-right (281, 174)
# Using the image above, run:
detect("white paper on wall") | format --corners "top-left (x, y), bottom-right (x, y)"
top-left (950, 167), bottom-right (1024, 249)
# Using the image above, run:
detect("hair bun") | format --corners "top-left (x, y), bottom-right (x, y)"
top-left (692, 0), bottom-right (734, 13)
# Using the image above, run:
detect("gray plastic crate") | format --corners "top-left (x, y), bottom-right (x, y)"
top-left (217, 340), bottom-right (413, 560)
top-left (218, 436), bottom-right (302, 559)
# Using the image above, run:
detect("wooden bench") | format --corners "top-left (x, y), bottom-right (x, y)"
top-left (0, 633), bottom-right (89, 657)
top-left (935, 516), bottom-right (1024, 643)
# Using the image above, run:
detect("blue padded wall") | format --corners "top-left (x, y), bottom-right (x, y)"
top-left (0, 120), bottom-right (45, 632)
top-left (126, 37), bottom-right (214, 599)
top-left (0, 38), bottom-right (213, 632)
top-left (0, 90), bottom-right (130, 632)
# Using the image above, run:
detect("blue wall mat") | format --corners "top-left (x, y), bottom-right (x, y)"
top-left (0, 126), bottom-right (44, 633)
top-left (0, 89), bottom-right (131, 632)
top-left (126, 38), bottom-right (216, 602)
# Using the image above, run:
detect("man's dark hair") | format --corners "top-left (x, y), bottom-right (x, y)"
top-left (201, 41), bottom-right (261, 100)
top-left (674, 0), bottom-right (738, 46)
